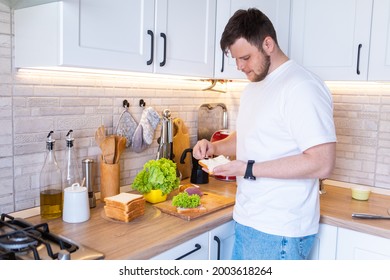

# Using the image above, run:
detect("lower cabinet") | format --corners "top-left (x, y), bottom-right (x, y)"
top-left (151, 221), bottom-right (235, 260)
top-left (308, 223), bottom-right (337, 260)
top-left (209, 220), bottom-right (235, 260)
top-left (309, 224), bottom-right (390, 260)
top-left (336, 228), bottom-right (390, 260)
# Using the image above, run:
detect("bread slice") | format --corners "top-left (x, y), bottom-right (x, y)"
top-left (104, 205), bottom-right (145, 222)
top-left (104, 192), bottom-right (145, 222)
top-left (198, 155), bottom-right (230, 174)
top-left (104, 192), bottom-right (144, 212)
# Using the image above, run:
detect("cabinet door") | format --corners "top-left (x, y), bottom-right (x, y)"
top-left (150, 232), bottom-right (209, 260)
top-left (63, 0), bottom-right (155, 72)
top-left (155, 0), bottom-right (216, 77)
top-left (214, 0), bottom-right (291, 79)
top-left (368, 0), bottom-right (390, 81)
top-left (15, 0), bottom-right (155, 72)
top-left (308, 223), bottom-right (337, 260)
top-left (209, 221), bottom-right (235, 260)
top-left (337, 228), bottom-right (390, 259)
top-left (290, 0), bottom-right (372, 81)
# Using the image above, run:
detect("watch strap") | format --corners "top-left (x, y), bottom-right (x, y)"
top-left (244, 160), bottom-right (256, 180)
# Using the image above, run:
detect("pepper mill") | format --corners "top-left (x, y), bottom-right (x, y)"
top-left (82, 158), bottom-right (96, 208)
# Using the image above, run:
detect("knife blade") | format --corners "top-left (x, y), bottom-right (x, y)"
top-left (352, 213), bottom-right (390, 219)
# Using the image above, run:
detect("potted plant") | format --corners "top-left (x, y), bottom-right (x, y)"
top-left (132, 158), bottom-right (180, 203)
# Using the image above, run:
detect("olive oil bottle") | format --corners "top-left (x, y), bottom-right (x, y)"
top-left (39, 131), bottom-right (63, 219)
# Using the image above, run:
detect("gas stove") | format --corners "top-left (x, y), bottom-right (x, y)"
top-left (0, 213), bottom-right (104, 260)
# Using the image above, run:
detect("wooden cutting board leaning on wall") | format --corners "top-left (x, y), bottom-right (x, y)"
top-left (173, 118), bottom-right (191, 179)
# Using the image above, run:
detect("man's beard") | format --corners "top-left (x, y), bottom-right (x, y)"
top-left (252, 53), bottom-right (271, 82)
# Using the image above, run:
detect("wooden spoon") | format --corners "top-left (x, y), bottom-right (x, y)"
top-left (95, 125), bottom-right (106, 147)
top-left (115, 136), bottom-right (127, 163)
top-left (100, 135), bottom-right (115, 164)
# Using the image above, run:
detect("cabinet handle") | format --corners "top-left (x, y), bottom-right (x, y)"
top-left (356, 44), bottom-right (362, 75)
top-left (221, 52), bottom-right (225, 73)
top-left (160, 33), bottom-right (167, 67)
top-left (147, 30), bottom-right (154, 65)
top-left (213, 236), bottom-right (221, 260)
top-left (175, 243), bottom-right (201, 260)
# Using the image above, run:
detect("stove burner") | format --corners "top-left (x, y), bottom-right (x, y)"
top-left (0, 213), bottom-right (104, 260)
top-left (0, 229), bottom-right (43, 252)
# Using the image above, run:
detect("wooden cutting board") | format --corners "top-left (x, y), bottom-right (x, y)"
top-left (153, 192), bottom-right (235, 221)
top-left (173, 118), bottom-right (191, 179)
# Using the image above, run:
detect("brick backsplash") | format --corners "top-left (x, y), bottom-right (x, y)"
top-left (1, 3), bottom-right (390, 213)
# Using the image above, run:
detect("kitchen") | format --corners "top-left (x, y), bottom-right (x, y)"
top-left (1, 0), bottom-right (390, 263)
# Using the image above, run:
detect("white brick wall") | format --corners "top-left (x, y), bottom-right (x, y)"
top-left (0, 3), bottom-right (389, 213)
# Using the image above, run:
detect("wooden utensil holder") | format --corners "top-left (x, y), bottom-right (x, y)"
top-left (100, 160), bottom-right (120, 200)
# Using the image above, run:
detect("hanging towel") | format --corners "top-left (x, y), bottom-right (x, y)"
top-left (132, 107), bottom-right (160, 153)
top-left (116, 109), bottom-right (138, 148)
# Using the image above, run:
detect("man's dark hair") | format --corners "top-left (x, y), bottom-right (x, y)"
top-left (220, 8), bottom-right (278, 54)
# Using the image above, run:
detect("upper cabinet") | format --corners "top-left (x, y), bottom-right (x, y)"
top-left (214, 0), bottom-right (291, 80)
top-left (368, 0), bottom-right (390, 80)
top-left (14, 0), bottom-right (216, 78)
top-left (290, 0), bottom-right (390, 81)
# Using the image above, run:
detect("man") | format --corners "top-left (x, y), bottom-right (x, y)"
top-left (192, 8), bottom-right (336, 260)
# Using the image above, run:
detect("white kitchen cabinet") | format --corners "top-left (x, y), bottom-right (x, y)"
top-left (308, 223), bottom-right (337, 260)
top-left (15, 0), bottom-right (216, 78)
top-left (15, 0), bottom-right (155, 72)
top-left (151, 221), bottom-right (234, 260)
top-left (150, 232), bottom-right (209, 260)
top-left (368, 0), bottom-right (390, 80)
top-left (336, 228), bottom-right (390, 260)
top-left (154, 0), bottom-right (216, 77)
top-left (214, 0), bottom-right (291, 79)
top-left (290, 0), bottom-right (372, 81)
top-left (209, 220), bottom-right (235, 260)
top-left (290, 0), bottom-right (390, 82)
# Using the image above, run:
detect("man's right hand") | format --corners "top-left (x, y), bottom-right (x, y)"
top-left (192, 139), bottom-right (215, 159)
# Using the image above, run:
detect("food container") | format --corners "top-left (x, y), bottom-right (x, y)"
top-left (351, 186), bottom-right (371, 201)
top-left (143, 189), bottom-right (168, 204)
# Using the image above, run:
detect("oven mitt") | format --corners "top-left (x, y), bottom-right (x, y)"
top-left (132, 107), bottom-right (160, 153)
top-left (116, 110), bottom-right (138, 148)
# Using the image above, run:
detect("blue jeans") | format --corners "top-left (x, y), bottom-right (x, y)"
top-left (232, 222), bottom-right (316, 260)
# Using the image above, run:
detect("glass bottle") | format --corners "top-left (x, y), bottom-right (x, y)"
top-left (40, 131), bottom-right (63, 219)
top-left (63, 129), bottom-right (81, 189)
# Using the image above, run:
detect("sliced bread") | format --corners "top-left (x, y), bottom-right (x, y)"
top-left (198, 155), bottom-right (230, 174)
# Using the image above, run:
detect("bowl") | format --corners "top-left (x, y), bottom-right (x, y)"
top-left (351, 186), bottom-right (371, 201)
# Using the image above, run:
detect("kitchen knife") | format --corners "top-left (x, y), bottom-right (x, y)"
top-left (352, 213), bottom-right (390, 219)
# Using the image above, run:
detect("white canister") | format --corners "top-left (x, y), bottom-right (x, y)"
top-left (63, 183), bottom-right (90, 223)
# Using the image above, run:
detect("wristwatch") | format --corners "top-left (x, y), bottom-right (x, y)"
top-left (244, 160), bottom-right (256, 180)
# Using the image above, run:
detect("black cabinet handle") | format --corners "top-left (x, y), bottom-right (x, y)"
top-left (147, 30), bottom-right (154, 65)
top-left (213, 236), bottom-right (221, 260)
top-left (356, 44), bottom-right (362, 75)
top-left (160, 32), bottom-right (167, 67)
top-left (221, 52), bottom-right (225, 73)
top-left (175, 243), bottom-right (201, 260)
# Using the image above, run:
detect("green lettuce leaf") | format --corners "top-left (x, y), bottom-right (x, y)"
top-left (132, 158), bottom-right (180, 195)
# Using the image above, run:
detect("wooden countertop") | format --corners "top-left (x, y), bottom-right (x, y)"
top-left (25, 178), bottom-right (237, 260)
top-left (320, 184), bottom-right (390, 239)
top-left (24, 180), bottom-right (390, 259)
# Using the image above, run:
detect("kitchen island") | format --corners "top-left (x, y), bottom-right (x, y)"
top-left (24, 178), bottom-right (390, 259)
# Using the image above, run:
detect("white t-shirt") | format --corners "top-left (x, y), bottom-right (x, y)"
top-left (234, 60), bottom-right (337, 237)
